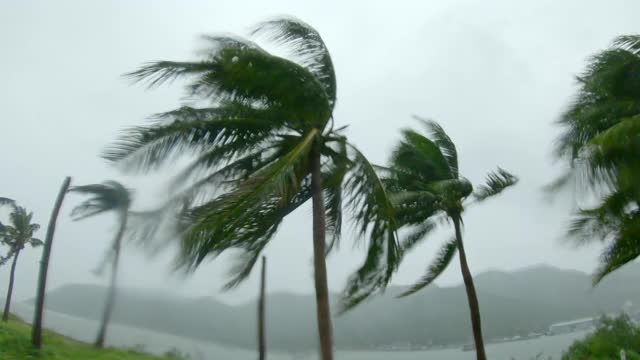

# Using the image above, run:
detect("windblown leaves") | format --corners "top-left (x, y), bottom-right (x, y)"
top-left (69, 181), bottom-right (132, 220)
top-left (551, 34), bottom-right (640, 282)
top-left (474, 168), bottom-right (519, 202)
top-left (398, 237), bottom-right (458, 297)
top-left (341, 145), bottom-right (399, 311)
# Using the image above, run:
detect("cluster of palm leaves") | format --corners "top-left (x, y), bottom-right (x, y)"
top-left (552, 35), bottom-right (640, 283)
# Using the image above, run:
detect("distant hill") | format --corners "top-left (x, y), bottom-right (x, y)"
top-left (32, 263), bottom-right (640, 351)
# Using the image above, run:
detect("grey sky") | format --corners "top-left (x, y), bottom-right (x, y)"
top-left (1, 0), bottom-right (638, 305)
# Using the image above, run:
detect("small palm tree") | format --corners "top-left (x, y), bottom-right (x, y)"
top-left (69, 181), bottom-right (132, 348)
top-left (0, 202), bottom-right (42, 321)
top-left (381, 118), bottom-right (518, 360)
top-left (103, 17), bottom-right (398, 360)
top-left (552, 35), bottom-right (640, 282)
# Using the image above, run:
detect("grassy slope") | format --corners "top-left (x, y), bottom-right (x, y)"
top-left (0, 315), bottom-right (173, 360)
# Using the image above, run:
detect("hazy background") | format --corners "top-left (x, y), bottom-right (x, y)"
top-left (0, 0), bottom-right (637, 306)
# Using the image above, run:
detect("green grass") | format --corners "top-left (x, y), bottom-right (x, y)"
top-left (0, 314), bottom-right (180, 360)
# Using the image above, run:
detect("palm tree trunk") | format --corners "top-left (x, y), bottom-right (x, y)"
top-left (310, 148), bottom-right (334, 360)
top-left (94, 212), bottom-right (127, 348)
top-left (3, 249), bottom-right (21, 322)
top-left (32, 176), bottom-right (71, 347)
top-left (453, 216), bottom-right (487, 360)
top-left (258, 256), bottom-right (266, 360)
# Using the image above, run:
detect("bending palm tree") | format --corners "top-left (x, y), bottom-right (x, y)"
top-left (103, 17), bottom-right (398, 359)
top-left (552, 35), bottom-right (640, 282)
top-left (381, 118), bottom-right (517, 360)
top-left (69, 181), bottom-right (131, 348)
top-left (0, 202), bottom-right (42, 321)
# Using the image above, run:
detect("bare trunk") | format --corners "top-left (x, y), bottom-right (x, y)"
top-left (32, 176), bottom-right (71, 347)
top-left (453, 217), bottom-right (487, 360)
top-left (94, 212), bottom-right (127, 348)
top-left (258, 256), bottom-right (266, 360)
top-left (311, 148), bottom-right (334, 360)
top-left (2, 249), bottom-right (20, 322)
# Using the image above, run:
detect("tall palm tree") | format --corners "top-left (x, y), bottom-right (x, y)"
top-left (69, 180), bottom-right (132, 348)
top-left (551, 35), bottom-right (640, 283)
top-left (0, 202), bottom-right (42, 321)
top-left (32, 176), bottom-right (72, 348)
top-left (380, 118), bottom-right (517, 360)
top-left (103, 17), bottom-right (398, 360)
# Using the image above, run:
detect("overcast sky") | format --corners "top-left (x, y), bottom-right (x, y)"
top-left (1, 0), bottom-right (638, 305)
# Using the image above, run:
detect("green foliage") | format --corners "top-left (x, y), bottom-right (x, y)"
top-left (551, 34), bottom-right (640, 283)
top-left (69, 181), bottom-right (132, 221)
top-left (0, 316), bottom-right (176, 359)
top-left (0, 201), bottom-right (42, 258)
top-left (382, 118), bottom-right (518, 294)
top-left (562, 315), bottom-right (640, 360)
top-left (105, 17), bottom-right (399, 307)
top-left (69, 180), bottom-right (132, 274)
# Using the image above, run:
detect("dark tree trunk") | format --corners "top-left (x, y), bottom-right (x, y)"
top-left (310, 149), bottom-right (334, 360)
top-left (258, 256), bottom-right (266, 360)
top-left (453, 217), bottom-right (487, 360)
top-left (2, 249), bottom-right (21, 322)
top-left (32, 176), bottom-right (71, 347)
top-left (94, 212), bottom-right (127, 348)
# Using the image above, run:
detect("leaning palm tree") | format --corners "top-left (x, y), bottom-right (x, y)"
top-left (379, 118), bottom-right (517, 360)
top-left (0, 203), bottom-right (42, 321)
top-left (551, 35), bottom-right (640, 283)
top-left (69, 181), bottom-right (132, 348)
top-left (103, 17), bottom-right (398, 360)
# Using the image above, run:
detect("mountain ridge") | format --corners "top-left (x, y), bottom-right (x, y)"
top-left (30, 263), bottom-right (640, 351)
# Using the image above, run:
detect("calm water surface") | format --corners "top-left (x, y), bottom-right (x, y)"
top-left (13, 303), bottom-right (586, 360)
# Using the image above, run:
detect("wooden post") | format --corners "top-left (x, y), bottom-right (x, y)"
top-left (32, 177), bottom-right (71, 348)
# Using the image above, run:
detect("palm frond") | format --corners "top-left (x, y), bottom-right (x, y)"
top-left (252, 16), bottom-right (337, 109)
top-left (126, 60), bottom-right (217, 88)
top-left (341, 144), bottom-right (399, 311)
top-left (474, 168), bottom-right (518, 202)
top-left (69, 181), bottom-right (131, 220)
top-left (415, 116), bottom-right (458, 178)
top-left (398, 220), bottom-right (437, 256)
top-left (0, 198), bottom-right (15, 207)
top-left (177, 130), bottom-right (318, 283)
top-left (103, 104), bottom-right (286, 172)
top-left (29, 238), bottom-right (44, 247)
top-left (613, 35), bottom-right (640, 55)
top-left (391, 128), bottom-right (453, 187)
top-left (322, 137), bottom-right (349, 253)
top-left (592, 210), bottom-right (640, 284)
top-left (398, 237), bottom-right (458, 297)
top-left (566, 190), bottom-right (629, 245)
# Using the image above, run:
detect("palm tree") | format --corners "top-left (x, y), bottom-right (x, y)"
top-left (69, 180), bottom-right (132, 348)
top-left (551, 35), bottom-right (640, 283)
top-left (32, 176), bottom-right (72, 348)
top-left (0, 202), bottom-right (43, 321)
top-left (103, 17), bottom-right (398, 360)
top-left (380, 118), bottom-right (517, 360)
